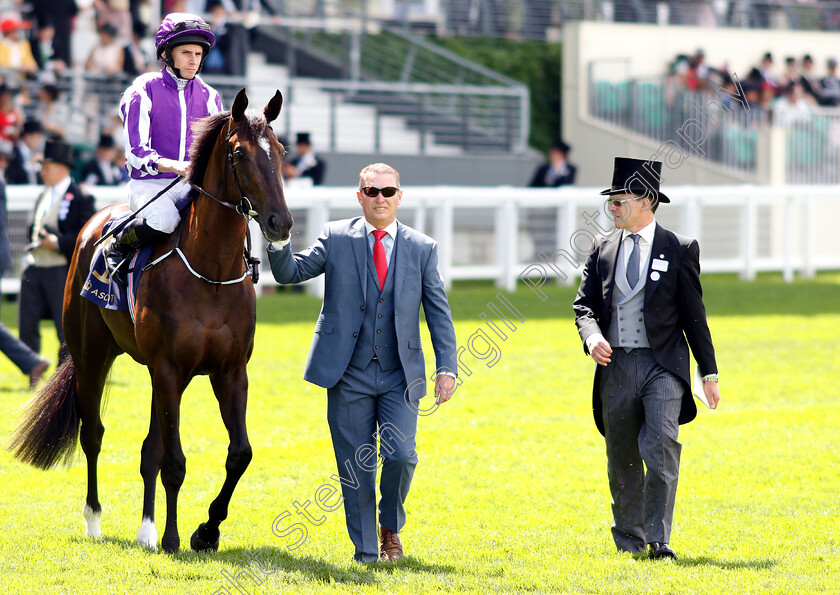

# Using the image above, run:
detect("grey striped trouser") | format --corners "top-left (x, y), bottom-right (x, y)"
top-left (599, 348), bottom-right (683, 552)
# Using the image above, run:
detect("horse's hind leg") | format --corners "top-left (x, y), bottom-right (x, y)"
top-left (137, 400), bottom-right (162, 549)
top-left (191, 365), bottom-right (252, 552)
top-left (64, 301), bottom-right (119, 538)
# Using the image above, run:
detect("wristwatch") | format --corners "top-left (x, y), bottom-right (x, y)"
top-left (702, 373), bottom-right (719, 383)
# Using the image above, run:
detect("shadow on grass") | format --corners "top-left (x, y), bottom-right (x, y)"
top-left (675, 556), bottom-right (778, 570)
top-left (77, 539), bottom-right (455, 586)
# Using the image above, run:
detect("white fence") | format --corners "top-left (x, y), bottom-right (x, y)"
top-left (4, 184), bottom-right (839, 296)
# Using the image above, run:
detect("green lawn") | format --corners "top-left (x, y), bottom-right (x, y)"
top-left (0, 273), bottom-right (838, 594)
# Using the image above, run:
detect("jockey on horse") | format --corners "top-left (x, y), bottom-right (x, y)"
top-left (104, 12), bottom-right (223, 283)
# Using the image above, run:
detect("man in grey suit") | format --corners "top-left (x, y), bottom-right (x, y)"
top-left (268, 162), bottom-right (457, 563)
top-left (573, 157), bottom-right (721, 560)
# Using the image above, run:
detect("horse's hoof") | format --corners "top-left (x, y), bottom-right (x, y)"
top-left (161, 535), bottom-right (180, 554)
top-left (137, 517), bottom-right (158, 550)
top-left (191, 522), bottom-right (219, 552)
top-left (82, 503), bottom-right (102, 538)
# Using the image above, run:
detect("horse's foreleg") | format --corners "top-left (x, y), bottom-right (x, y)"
top-left (138, 399), bottom-right (162, 549)
top-left (151, 364), bottom-right (188, 554)
top-left (191, 365), bottom-right (252, 552)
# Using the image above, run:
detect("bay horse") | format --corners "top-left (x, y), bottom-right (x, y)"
top-left (9, 89), bottom-right (292, 553)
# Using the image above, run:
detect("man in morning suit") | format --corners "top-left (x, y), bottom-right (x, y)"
top-left (19, 139), bottom-right (95, 357)
top-left (573, 157), bottom-right (721, 560)
top-left (268, 163), bottom-right (457, 563)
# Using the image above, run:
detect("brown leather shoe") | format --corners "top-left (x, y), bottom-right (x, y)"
top-left (29, 357), bottom-right (50, 390)
top-left (379, 526), bottom-right (403, 561)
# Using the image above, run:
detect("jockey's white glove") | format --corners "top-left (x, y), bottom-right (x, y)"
top-left (270, 238), bottom-right (291, 250)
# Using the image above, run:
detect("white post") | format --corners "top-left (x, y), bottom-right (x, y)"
top-left (434, 201), bottom-right (454, 290)
top-left (306, 202), bottom-right (329, 297)
top-left (413, 203), bottom-right (426, 234)
top-left (782, 194), bottom-right (795, 283)
top-left (495, 199), bottom-right (518, 292)
top-left (801, 194), bottom-right (815, 278)
top-left (739, 197), bottom-right (756, 281)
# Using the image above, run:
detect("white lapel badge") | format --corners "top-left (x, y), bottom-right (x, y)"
top-left (650, 271), bottom-right (661, 281)
top-left (651, 258), bottom-right (669, 272)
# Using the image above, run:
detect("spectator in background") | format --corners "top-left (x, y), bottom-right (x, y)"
top-left (0, 18), bottom-right (38, 76)
top-left (529, 139), bottom-right (576, 187)
top-left (799, 54), bottom-right (821, 106)
top-left (122, 20), bottom-right (150, 77)
top-left (0, 173), bottom-right (51, 388)
top-left (6, 119), bottom-right (44, 185)
top-left (85, 23), bottom-right (125, 75)
top-left (82, 134), bottom-right (122, 186)
top-left (282, 132), bottom-right (326, 185)
top-left (0, 139), bottom-right (12, 182)
top-left (36, 84), bottom-right (69, 139)
top-left (773, 82), bottom-right (812, 128)
top-left (19, 139), bottom-right (95, 359)
top-left (779, 56), bottom-right (798, 90)
top-left (0, 83), bottom-right (24, 142)
top-left (31, 0), bottom-right (78, 69)
top-left (820, 58), bottom-right (840, 106)
top-left (203, 0), bottom-right (232, 75)
top-left (751, 52), bottom-right (779, 94)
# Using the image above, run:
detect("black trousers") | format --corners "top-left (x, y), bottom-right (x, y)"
top-left (18, 264), bottom-right (68, 357)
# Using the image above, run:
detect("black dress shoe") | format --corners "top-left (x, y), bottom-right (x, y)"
top-left (648, 542), bottom-right (676, 559)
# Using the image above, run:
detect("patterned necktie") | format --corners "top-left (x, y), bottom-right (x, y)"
top-left (626, 233), bottom-right (640, 288)
top-left (372, 230), bottom-right (388, 291)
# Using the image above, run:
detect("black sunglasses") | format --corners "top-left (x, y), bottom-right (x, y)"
top-left (361, 186), bottom-right (400, 198)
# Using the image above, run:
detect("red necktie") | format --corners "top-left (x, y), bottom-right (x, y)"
top-left (372, 230), bottom-right (388, 291)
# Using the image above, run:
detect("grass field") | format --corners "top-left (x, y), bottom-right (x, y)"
top-left (0, 272), bottom-right (838, 594)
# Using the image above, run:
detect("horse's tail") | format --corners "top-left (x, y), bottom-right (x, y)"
top-left (8, 354), bottom-right (80, 470)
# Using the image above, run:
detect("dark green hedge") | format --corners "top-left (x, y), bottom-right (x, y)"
top-left (432, 37), bottom-right (562, 154)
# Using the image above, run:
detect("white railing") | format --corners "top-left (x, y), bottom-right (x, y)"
top-left (4, 184), bottom-right (838, 296)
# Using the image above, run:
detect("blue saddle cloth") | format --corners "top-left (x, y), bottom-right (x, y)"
top-left (80, 213), bottom-right (155, 322)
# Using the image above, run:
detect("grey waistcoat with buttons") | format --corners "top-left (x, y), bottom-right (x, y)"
top-left (348, 241), bottom-right (401, 371)
top-left (606, 242), bottom-right (651, 349)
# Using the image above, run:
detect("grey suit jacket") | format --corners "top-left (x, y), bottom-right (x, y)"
top-left (268, 217), bottom-right (457, 398)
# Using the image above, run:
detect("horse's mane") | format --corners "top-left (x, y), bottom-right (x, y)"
top-left (188, 110), bottom-right (271, 187)
top-left (187, 112), bottom-right (230, 187)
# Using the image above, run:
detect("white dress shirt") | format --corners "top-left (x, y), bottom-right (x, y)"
top-left (364, 219), bottom-right (397, 265)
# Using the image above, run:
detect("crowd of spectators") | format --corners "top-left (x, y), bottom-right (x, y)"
top-left (668, 49), bottom-right (840, 127)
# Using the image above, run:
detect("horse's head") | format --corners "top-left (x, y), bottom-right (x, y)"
top-left (224, 88), bottom-right (293, 243)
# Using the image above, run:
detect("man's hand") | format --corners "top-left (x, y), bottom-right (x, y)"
top-left (434, 374), bottom-right (456, 405)
top-left (590, 338), bottom-right (613, 366)
top-left (38, 229), bottom-right (58, 251)
top-left (703, 381), bottom-right (721, 409)
top-left (157, 159), bottom-right (190, 177)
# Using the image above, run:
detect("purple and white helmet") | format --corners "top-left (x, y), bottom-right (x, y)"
top-left (155, 13), bottom-right (215, 61)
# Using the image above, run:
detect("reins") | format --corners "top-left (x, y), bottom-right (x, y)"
top-left (144, 121), bottom-right (261, 285)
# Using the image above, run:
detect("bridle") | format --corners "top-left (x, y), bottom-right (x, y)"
top-left (145, 121), bottom-right (270, 285)
top-left (189, 122), bottom-right (259, 220)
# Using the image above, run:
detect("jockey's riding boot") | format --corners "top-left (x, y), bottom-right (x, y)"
top-left (104, 220), bottom-right (168, 285)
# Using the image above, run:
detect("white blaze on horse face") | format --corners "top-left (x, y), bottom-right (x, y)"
top-left (137, 517), bottom-right (158, 550)
top-left (258, 136), bottom-right (272, 162)
top-left (83, 503), bottom-right (102, 538)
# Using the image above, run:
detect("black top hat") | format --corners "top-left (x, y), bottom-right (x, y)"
top-left (551, 138), bottom-right (571, 153)
top-left (22, 119), bottom-right (43, 135)
top-left (600, 157), bottom-right (670, 204)
top-left (42, 139), bottom-right (75, 167)
top-left (296, 132), bottom-right (311, 145)
top-left (97, 134), bottom-right (115, 149)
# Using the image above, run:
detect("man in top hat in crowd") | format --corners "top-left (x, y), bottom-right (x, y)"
top-left (573, 157), bottom-right (721, 560)
top-left (6, 119), bottom-right (44, 185)
top-left (528, 138), bottom-right (576, 188)
top-left (282, 132), bottom-right (326, 185)
top-left (82, 134), bottom-right (123, 186)
top-left (19, 139), bottom-right (95, 358)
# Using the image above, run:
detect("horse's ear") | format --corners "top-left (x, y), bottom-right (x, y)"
top-left (231, 88), bottom-right (248, 123)
top-left (263, 91), bottom-right (283, 124)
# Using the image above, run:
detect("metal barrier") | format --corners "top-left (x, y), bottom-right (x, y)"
top-left (4, 184), bottom-right (837, 296)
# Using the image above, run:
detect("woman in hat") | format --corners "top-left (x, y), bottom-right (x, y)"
top-left (105, 12), bottom-right (222, 280)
